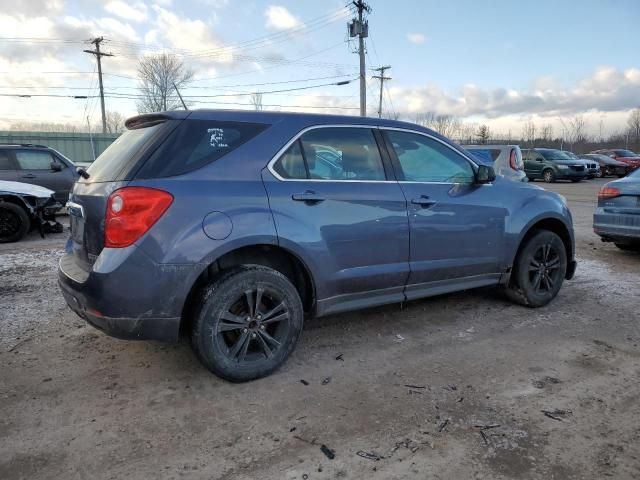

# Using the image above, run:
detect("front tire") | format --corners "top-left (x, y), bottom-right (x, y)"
top-left (0, 202), bottom-right (30, 243)
top-left (543, 169), bottom-right (556, 183)
top-left (596, 168), bottom-right (605, 178)
top-left (191, 265), bottom-right (304, 382)
top-left (506, 230), bottom-right (567, 308)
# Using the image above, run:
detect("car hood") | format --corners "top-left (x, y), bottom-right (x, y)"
top-left (0, 180), bottom-right (55, 198)
top-left (601, 158), bottom-right (627, 166)
top-left (552, 160), bottom-right (582, 165)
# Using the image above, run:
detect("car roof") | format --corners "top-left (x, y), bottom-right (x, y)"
top-left (128, 109), bottom-right (428, 131)
top-left (0, 144), bottom-right (50, 149)
top-left (461, 144), bottom-right (518, 149)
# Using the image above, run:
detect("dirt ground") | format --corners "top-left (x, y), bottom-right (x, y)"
top-left (1, 178), bottom-right (639, 480)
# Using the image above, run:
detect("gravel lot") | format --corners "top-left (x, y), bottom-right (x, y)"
top-left (1, 178), bottom-right (639, 480)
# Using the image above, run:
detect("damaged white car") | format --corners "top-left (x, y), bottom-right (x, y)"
top-left (0, 180), bottom-right (63, 243)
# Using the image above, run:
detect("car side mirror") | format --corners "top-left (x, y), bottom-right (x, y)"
top-left (476, 164), bottom-right (496, 184)
top-left (51, 162), bottom-right (62, 172)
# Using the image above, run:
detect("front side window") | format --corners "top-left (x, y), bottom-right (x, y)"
top-left (385, 131), bottom-right (474, 183)
top-left (15, 150), bottom-right (55, 170)
top-left (0, 151), bottom-right (12, 170)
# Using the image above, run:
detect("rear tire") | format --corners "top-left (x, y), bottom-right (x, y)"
top-left (505, 230), bottom-right (567, 308)
top-left (0, 202), bottom-right (30, 243)
top-left (191, 265), bottom-right (304, 382)
top-left (543, 169), bottom-right (556, 183)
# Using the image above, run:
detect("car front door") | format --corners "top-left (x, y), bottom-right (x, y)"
top-left (0, 150), bottom-right (18, 182)
top-left (14, 149), bottom-right (72, 202)
top-left (381, 129), bottom-right (508, 300)
top-left (263, 126), bottom-right (410, 315)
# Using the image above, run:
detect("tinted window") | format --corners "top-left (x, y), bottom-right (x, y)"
top-left (539, 150), bottom-right (572, 161)
top-left (273, 140), bottom-right (306, 179)
top-left (614, 150), bottom-right (637, 157)
top-left (137, 120), bottom-right (268, 178)
top-left (15, 150), bottom-right (54, 170)
top-left (87, 122), bottom-right (166, 182)
top-left (0, 151), bottom-right (12, 170)
top-left (386, 131), bottom-right (474, 183)
top-left (300, 128), bottom-right (385, 181)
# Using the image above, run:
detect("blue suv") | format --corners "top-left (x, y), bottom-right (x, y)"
top-left (58, 110), bottom-right (576, 381)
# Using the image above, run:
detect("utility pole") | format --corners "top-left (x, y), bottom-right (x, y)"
top-left (84, 37), bottom-right (113, 134)
top-left (349, 1), bottom-right (370, 117)
top-left (372, 65), bottom-right (391, 118)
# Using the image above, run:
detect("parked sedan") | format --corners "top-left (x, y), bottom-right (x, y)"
top-left (591, 149), bottom-right (640, 171)
top-left (0, 180), bottom-right (62, 242)
top-left (579, 153), bottom-right (628, 178)
top-left (563, 151), bottom-right (599, 179)
top-left (593, 167), bottom-right (640, 251)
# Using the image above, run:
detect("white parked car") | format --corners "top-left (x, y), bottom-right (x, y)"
top-left (462, 144), bottom-right (527, 182)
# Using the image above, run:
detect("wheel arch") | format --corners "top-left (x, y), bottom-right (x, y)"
top-left (513, 216), bottom-right (573, 279)
top-left (180, 243), bottom-right (317, 336)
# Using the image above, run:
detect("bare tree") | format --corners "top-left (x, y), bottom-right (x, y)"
top-left (250, 92), bottom-right (263, 111)
top-left (567, 114), bottom-right (587, 145)
top-left (476, 124), bottom-right (490, 144)
top-left (136, 53), bottom-right (194, 113)
top-left (521, 120), bottom-right (536, 147)
top-left (105, 111), bottom-right (125, 134)
top-left (540, 123), bottom-right (554, 143)
top-left (627, 108), bottom-right (640, 142)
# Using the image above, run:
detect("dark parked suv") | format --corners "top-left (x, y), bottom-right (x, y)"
top-left (59, 111), bottom-right (577, 381)
top-left (0, 144), bottom-right (78, 203)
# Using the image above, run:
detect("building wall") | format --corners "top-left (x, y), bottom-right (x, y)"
top-left (0, 131), bottom-right (120, 164)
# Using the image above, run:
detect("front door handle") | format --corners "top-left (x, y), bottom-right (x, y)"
top-left (21, 174), bottom-right (36, 179)
top-left (411, 195), bottom-right (437, 208)
top-left (292, 191), bottom-right (325, 203)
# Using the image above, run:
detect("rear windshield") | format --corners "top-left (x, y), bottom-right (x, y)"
top-left (468, 148), bottom-right (500, 164)
top-left (85, 122), bottom-right (167, 182)
top-left (135, 119), bottom-right (268, 178)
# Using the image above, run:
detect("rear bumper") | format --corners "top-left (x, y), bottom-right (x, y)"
top-left (593, 209), bottom-right (640, 243)
top-left (58, 247), bottom-right (197, 342)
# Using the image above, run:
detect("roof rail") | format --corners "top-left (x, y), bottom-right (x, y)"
top-left (0, 143), bottom-right (48, 148)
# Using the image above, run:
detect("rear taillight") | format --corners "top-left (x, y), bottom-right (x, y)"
top-left (597, 186), bottom-right (621, 201)
top-left (104, 187), bottom-right (173, 248)
top-left (509, 149), bottom-right (518, 170)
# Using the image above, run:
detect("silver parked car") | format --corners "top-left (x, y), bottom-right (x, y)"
top-left (462, 144), bottom-right (526, 182)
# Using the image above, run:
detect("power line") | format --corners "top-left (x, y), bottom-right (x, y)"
top-left (372, 65), bottom-right (391, 118)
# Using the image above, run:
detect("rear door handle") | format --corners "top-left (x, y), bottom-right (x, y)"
top-left (21, 174), bottom-right (36, 179)
top-left (292, 191), bottom-right (325, 203)
top-left (411, 196), bottom-right (437, 208)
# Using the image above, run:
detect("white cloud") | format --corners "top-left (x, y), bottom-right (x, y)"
top-left (406, 33), bottom-right (426, 45)
top-left (265, 5), bottom-right (302, 30)
top-left (0, 0), bottom-right (62, 16)
top-left (104, 1), bottom-right (148, 23)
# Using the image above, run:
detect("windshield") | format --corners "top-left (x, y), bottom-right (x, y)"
top-left (539, 150), bottom-right (572, 161)
top-left (614, 150), bottom-right (638, 158)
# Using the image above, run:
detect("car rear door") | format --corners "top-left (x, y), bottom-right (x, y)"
top-left (0, 150), bottom-right (18, 182)
top-left (380, 129), bottom-right (507, 299)
top-left (262, 125), bottom-right (410, 313)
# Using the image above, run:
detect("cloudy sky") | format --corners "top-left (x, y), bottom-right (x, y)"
top-left (1, 0), bottom-right (639, 135)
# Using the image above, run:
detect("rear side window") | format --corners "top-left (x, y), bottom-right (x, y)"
top-left (86, 122), bottom-right (167, 182)
top-left (0, 151), bottom-right (12, 170)
top-left (272, 127), bottom-right (386, 181)
top-left (137, 120), bottom-right (268, 178)
top-left (15, 150), bottom-right (54, 170)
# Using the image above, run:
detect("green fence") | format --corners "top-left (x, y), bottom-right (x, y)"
top-left (0, 131), bottom-right (120, 164)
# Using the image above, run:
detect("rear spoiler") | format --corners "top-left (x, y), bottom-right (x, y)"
top-left (125, 111), bottom-right (191, 130)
